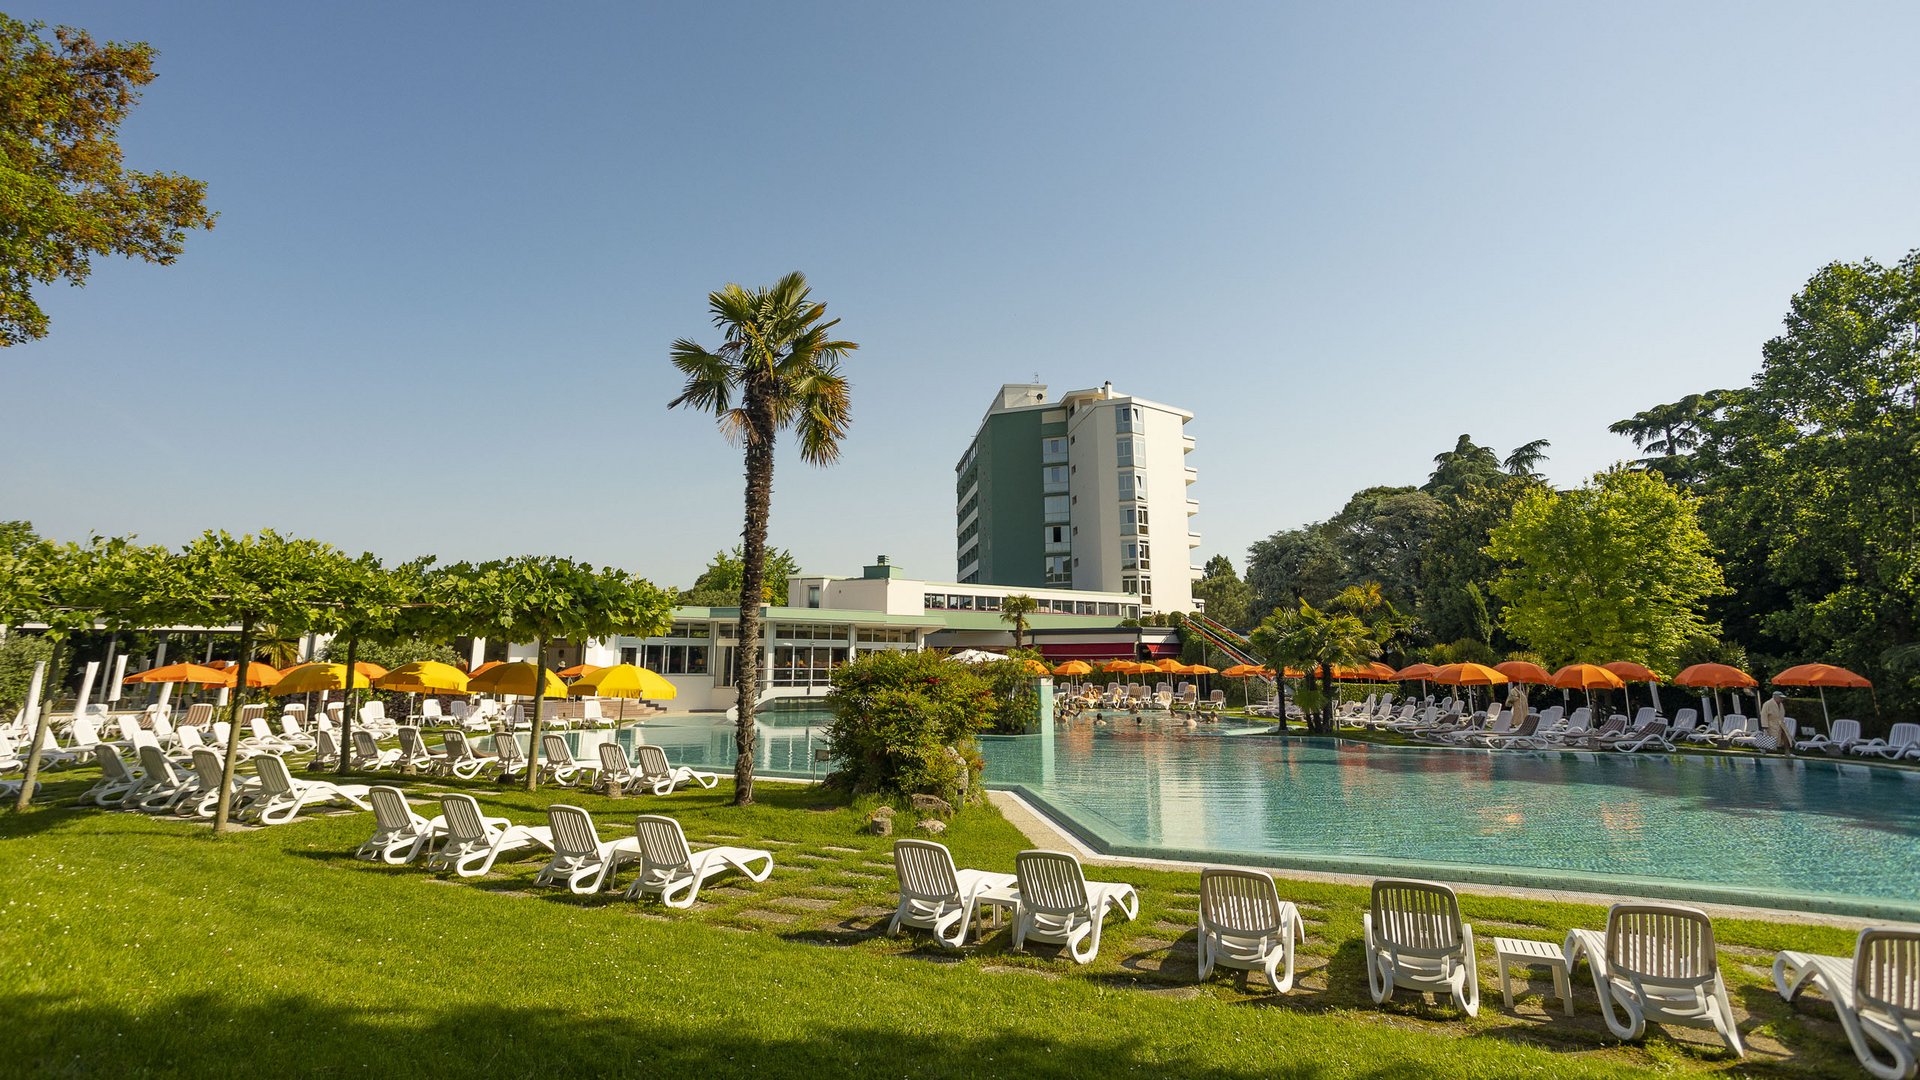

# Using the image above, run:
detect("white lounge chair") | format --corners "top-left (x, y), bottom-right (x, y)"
top-left (1363, 878), bottom-right (1480, 1015)
top-left (311, 727), bottom-right (343, 770)
top-left (624, 813), bottom-right (774, 907)
top-left (1614, 718), bottom-right (1675, 753)
top-left (275, 715), bottom-right (316, 752)
top-left (1852, 723), bottom-right (1920, 761)
top-left (176, 746), bottom-right (253, 819)
top-left (1198, 867), bottom-right (1305, 991)
top-left (131, 744), bottom-right (199, 812)
top-left (1774, 927), bottom-right (1919, 1080)
top-left (418, 698), bottom-right (445, 726)
top-left (350, 730), bottom-right (401, 771)
top-left (535, 804), bottom-right (641, 893)
top-left (887, 838), bottom-right (1015, 947)
top-left (391, 725), bottom-right (438, 772)
top-left (595, 742), bottom-right (639, 794)
top-left (355, 785), bottom-right (444, 864)
top-left (1010, 849), bottom-right (1140, 965)
top-left (1797, 718), bottom-right (1863, 756)
top-left (429, 793), bottom-right (553, 877)
top-left (77, 745), bottom-right (143, 807)
top-left (438, 731), bottom-right (496, 779)
top-left (1666, 708), bottom-right (1701, 743)
top-left (540, 733), bottom-right (597, 787)
top-left (493, 733), bottom-right (530, 779)
top-left (243, 753), bottom-right (372, 825)
top-left (633, 744), bottom-right (717, 796)
top-left (1565, 903), bottom-right (1742, 1056)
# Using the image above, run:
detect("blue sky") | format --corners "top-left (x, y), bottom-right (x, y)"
top-left (8, 2), bottom-right (1919, 589)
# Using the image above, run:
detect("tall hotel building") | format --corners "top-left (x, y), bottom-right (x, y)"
top-left (954, 382), bottom-right (1197, 613)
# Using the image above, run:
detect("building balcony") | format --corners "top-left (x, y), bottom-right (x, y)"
top-left (1185, 498), bottom-right (1199, 516)
top-left (1184, 466), bottom-right (1197, 485)
top-left (1187, 531), bottom-right (1201, 548)
top-left (1182, 435), bottom-right (1195, 454)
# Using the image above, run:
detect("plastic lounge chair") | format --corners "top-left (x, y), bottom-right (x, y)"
top-left (429, 793), bottom-right (553, 877)
top-left (1010, 849), bottom-right (1140, 965)
top-left (1774, 927), bottom-right (1919, 1080)
top-left (493, 733), bottom-right (530, 779)
top-left (176, 746), bottom-right (252, 818)
top-left (540, 733), bottom-right (597, 787)
top-left (439, 731), bottom-right (496, 779)
top-left (350, 730), bottom-right (401, 771)
top-left (1713, 714), bottom-right (1753, 745)
top-left (78, 745), bottom-right (144, 807)
top-left (1797, 718), bottom-right (1863, 756)
top-left (243, 753), bottom-right (372, 825)
top-left (1614, 718), bottom-right (1674, 753)
top-left (355, 786), bottom-right (445, 864)
top-left (418, 699), bottom-right (445, 726)
top-left (1565, 903), bottom-right (1742, 1056)
top-left (1198, 867), bottom-right (1305, 991)
top-left (395, 726), bottom-right (439, 772)
top-left (131, 744), bottom-right (200, 812)
top-left (887, 838), bottom-right (1015, 947)
top-left (1666, 709), bottom-right (1701, 743)
top-left (311, 727), bottom-right (343, 770)
top-left (1363, 878), bottom-right (1480, 1015)
top-left (633, 744), bottom-right (718, 796)
top-left (595, 742), bottom-right (639, 794)
top-left (274, 715), bottom-right (316, 752)
top-left (624, 814), bottom-right (774, 907)
top-left (535, 804), bottom-right (642, 894)
top-left (1852, 723), bottom-right (1920, 760)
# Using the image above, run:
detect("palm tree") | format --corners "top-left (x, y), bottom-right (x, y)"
top-left (1000, 594), bottom-right (1038, 649)
top-left (1249, 600), bottom-right (1379, 734)
top-left (253, 623), bottom-right (302, 669)
top-left (669, 272), bottom-right (856, 806)
top-left (1503, 439), bottom-right (1551, 479)
top-left (1608, 391), bottom-right (1732, 480)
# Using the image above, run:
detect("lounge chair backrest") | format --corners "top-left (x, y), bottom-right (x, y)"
top-left (439, 793), bottom-right (489, 842)
top-left (353, 730), bottom-right (383, 758)
top-left (1888, 722), bottom-right (1920, 748)
top-left (443, 730), bottom-right (472, 759)
top-left (546, 804), bottom-right (601, 858)
top-left (1507, 712), bottom-right (1541, 738)
top-left (1723, 714), bottom-right (1750, 736)
top-left (449, 701), bottom-right (470, 721)
top-left (314, 728), bottom-right (340, 760)
top-left (362, 700), bottom-right (387, 722)
top-left (1565, 707), bottom-right (1591, 731)
top-left (598, 742), bottom-right (631, 775)
top-left (399, 726), bottom-right (428, 757)
top-left (420, 699), bottom-right (444, 722)
top-left (95, 744), bottom-right (134, 781)
top-left (494, 733), bottom-right (525, 764)
top-left (250, 717), bottom-right (276, 742)
top-left (184, 703), bottom-right (214, 727)
top-left (582, 699), bottom-right (604, 722)
top-left (1670, 708), bottom-right (1698, 734)
top-left (1828, 719), bottom-right (1862, 744)
top-left (634, 744), bottom-right (676, 780)
top-left (279, 717), bottom-right (303, 739)
top-left (1536, 705), bottom-right (1564, 728)
top-left (634, 814), bottom-right (694, 873)
top-left (1632, 707), bottom-right (1656, 729)
top-left (137, 743), bottom-right (178, 785)
top-left (252, 754), bottom-right (294, 798)
top-left (325, 702), bottom-right (344, 722)
top-left (1199, 867), bottom-right (1284, 938)
top-left (893, 838), bottom-right (961, 901)
top-left (369, 786), bottom-right (416, 831)
top-left (191, 747), bottom-right (227, 789)
top-left (1855, 928), bottom-right (1920, 1019)
top-left (74, 715), bottom-right (103, 746)
top-left (541, 733), bottom-right (574, 766)
top-left (1605, 903), bottom-right (1717, 985)
top-left (284, 703), bottom-right (307, 722)
top-left (1015, 850), bottom-right (1091, 916)
top-left (241, 704), bottom-right (267, 725)
top-left (1590, 717), bottom-right (1626, 739)
top-left (1209, 690), bottom-right (1225, 704)
top-left (152, 714), bottom-right (176, 739)
top-left (1369, 878), bottom-right (1464, 957)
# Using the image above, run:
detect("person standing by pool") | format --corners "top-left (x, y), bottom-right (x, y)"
top-left (1759, 691), bottom-right (1794, 754)
top-left (1506, 681), bottom-right (1530, 725)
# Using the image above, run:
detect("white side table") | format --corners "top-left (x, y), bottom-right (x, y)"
top-left (1492, 936), bottom-right (1574, 1016)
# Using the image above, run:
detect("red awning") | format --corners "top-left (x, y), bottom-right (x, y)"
top-left (1140, 641), bottom-right (1181, 658)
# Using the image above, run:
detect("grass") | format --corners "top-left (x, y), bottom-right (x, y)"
top-left (0, 760), bottom-right (1874, 1078)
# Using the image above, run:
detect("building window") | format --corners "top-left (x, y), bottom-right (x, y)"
top-left (1121, 506), bottom-right (1150, 535)
top-left (1043, 494), bottom-right (1069, 521)
top-left (948, 594), bottom-right (975, 610)
top-left (1122, 541), bottom-right (1139, 570)
top-left (1044, 525), bottom-right (1069, 552)
top-left (1098, 602), bottom-right (1119, 617)
top-left (1116, 405), bottom-right (1142, 434)
top-left (924, 593), bottom-right (947, 609)
top-left (1116, 435), bottom-right (1145, 467)
top-left (641, 642), bottom-right (709, 675)
top-left (1042, 464), bottom-right (1069, 492)
top-left (977, 594), bottom-right (1001, 611)
top-left (619, 647), bottom-right (637, 665)
top-left (1041, 436), bottom-right (1067, 463)
top-left (1118, 469), bottom-right (1147, 501)
top-left (771, 644), bottom-right (850, 687)
top-left (1044, 555), bottom-right (1071, 584)
top-left (1075, 601), bottom-right (1096, 615)
top-left (806, 585), bottom-right (821, 609)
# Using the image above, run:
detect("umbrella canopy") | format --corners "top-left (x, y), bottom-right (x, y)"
top-left (1673, 663), bottom-right (1757, 689)
top-left (271, 663), bottom-right (372, 696)
top-left (1015, 658), bottom-right (1051, 675)
top-left (468, 662), bottom-right (568, 698)
top-left (123, 662), bottom-right (229, 685)
top-left (1102, 659), bottom-right (1139, 673)
top-left (1220, 664), bottom-right (1270, 678)
top-left (948, 649), bottom-right (1005, 664)
top-left (1183, 663), bottom-right (1220, 675)
top-left (469, 661), bottom-right (505, 678)
top-left (1052, 660), bottom-right (1093, 676)
top-left (1392, 663), bottom-right (1437, 681)
top-left (1603, 661), bottom-right (1663, 683)
top-left (567, 663), bottom-right (677, 700)
top-left (350, 661), bottom-right (389, 679)
top-left (1550, 664), bottom-right (1625, 690)
top-left (217, 663), bottom-right (282, 689)
top-left (556, 663), bottom-right (601, 679)
top-left (1151, 658), bottom-right (1183, 673)
top-left (1493, 661), bottom-right (1554, 684)
top-left (1770, 663), bottom-right (1872, 689)
top-left (374, 661), bottom-right (470, 695)
top-left (1431, 663), bottom-right (1509, 686)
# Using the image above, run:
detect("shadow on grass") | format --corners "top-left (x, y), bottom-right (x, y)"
top-left (0, 991), bottom-right (1461, 1080)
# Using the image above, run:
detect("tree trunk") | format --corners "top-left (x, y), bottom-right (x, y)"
top-left (336, 635), bottom-right (358, 777)
top-left (1319, 664), bottom-right (1335, 735)
top-left (10, 657), bottom-right (50, 812)
top-left (732, 390), bottom-right (776, 807)
top-left (524, 636), bottom-right (546, 793)
top-left (213, 618), bottom-right (255, 833)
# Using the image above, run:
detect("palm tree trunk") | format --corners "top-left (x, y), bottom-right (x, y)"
top-left (732, 392), bottom-right (776, 807)
top-left (524, 636), bottom-right (546, 792)
top-left (1319, 664), bottom-right (1335, 734)
top-left (213, 618), bottom-right (255, 833)
top-left (335, 634), bottom-right (358, 777)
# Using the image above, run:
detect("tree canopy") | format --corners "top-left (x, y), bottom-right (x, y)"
top-left (1190, 555), bottom-right (1255, 631)
top-left (681, 546), bottom-right (800, 607)
top-left (0, 16), bottom-right (215, 345)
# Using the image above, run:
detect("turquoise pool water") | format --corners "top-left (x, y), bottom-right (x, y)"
top-left (568, 713), bottom-right (1920, 918)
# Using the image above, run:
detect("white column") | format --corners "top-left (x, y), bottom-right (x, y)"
top-left (108, 655), bottom-right (128, 703)
top-left (153, 640), bottom-right (168, 667)
top-left (157, 682), bottom-right (173, 707)
top-left (74, 661), bottom-right (99, 718)
top-left (22, 660), bottom-right (46, 730)
top-left (470, 637), bottom-right (486, 670)
top-left (217, 687), bottom-right (231, 707)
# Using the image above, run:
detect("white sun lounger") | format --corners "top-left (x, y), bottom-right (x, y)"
top-left (78, 745), bottom-right (144, 807)
top-left (1797, 718), bottom-right (1863, 756)
top-left (429, 793), bottom-right (553, 877)
top-left (535, 804), bottom-right (642, 893)
top-left (243, 753), bottom-right (372, 825)
top-left (1010, 849), bottom-right (1139, 965)
top-left (539, 733), bottom-right (597, 788)
top-left (438, 731), bottom-right (496, 779)
top-left (395, 726), bottom-right (438, 772)
top-left (1774, 927), bottom-right (1919, 1079)
top-left (633, 744), bottom-right (718, 795)
top-left (1565, 903), bottom-right (1742, 1056)
top-left (887, 838), bottom-right (1015, 947)
top-left (625, 814), bottom-right (774, 907)
top-left (131, 744), bottom-right (200, 812)
top-left (1363, 878), bottom-right (1480, 1015)
top-left (492, 733), bottom-right (530, 779)
top-left (177, 746), bottom-right (255, 819)
top-left (355, 786), bottom-right (445, 864)
top-left (350, 730), bottom-right (401, 771)
top-left (1198, 867), bottom-right (1306, 992)
top-left (1852, 723), bottom-right (1920, 761)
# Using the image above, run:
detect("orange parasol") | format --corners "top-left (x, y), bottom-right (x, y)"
top-left (1603, 661), bottom-right (1663, 683)
top-left (1430, 663), bottom-right (1509, 686)
top-left (123, 662), bottom-right (228, 685)
top-left (217, 662), bottom-right (282, 689)
top-left (469, 660), bottom-right (504, 678)
top-left (1153, 658), bottom-right (1183, 673)
top-left (1494, 661), bottom-right (1553, 684)
top-left (1393, 662), bottom-right (1437, 681)
top-left (1550, 664), bottom-right (1625, 690)
top-left (556, 663), bottom-right (601, 679)
top-left (1183, 663), bottom-right (1220, 675)
top-left (1771, 663), bottom-right (1872, 730)
top-left (1101, 659), bottom-right (1137, 674)
top-left (1673, 663), bottom-right (1757, 689)
top-left (1052, 660), bottom-right (1093, 677)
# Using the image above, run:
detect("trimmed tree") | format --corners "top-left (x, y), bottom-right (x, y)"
top-left (430, 557), bottom-right (672, 792)
top-left (1250, 600), bottom-right (1379, 735)
top-left (668, 271), bottom-right (856, 806)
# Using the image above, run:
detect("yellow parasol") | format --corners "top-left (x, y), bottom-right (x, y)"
top-left (468, 662), bottom-right (567, 698)
top-left (373, 661), bottom-right (471, 695)
top-left (1052, 660), bottom-right (1093, 676)
top-left (270, 663), bottom-right (373, 696)
top-left (567, 663), bottom-right (677, 700)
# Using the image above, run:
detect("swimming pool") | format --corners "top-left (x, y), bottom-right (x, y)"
top-left (571, 713), bottom-right (1920, 919)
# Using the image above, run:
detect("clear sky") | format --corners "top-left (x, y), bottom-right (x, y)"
top-left (8, 2), bottom-right (1919, 589)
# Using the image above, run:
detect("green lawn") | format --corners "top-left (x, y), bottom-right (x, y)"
top-left (0, 763), bottom-right (1872, 1078)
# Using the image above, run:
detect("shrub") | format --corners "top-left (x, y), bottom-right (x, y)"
top-left (823, 650), bottom-right (991, 803)
top-left (0, 634), bottom-right (54, 716)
